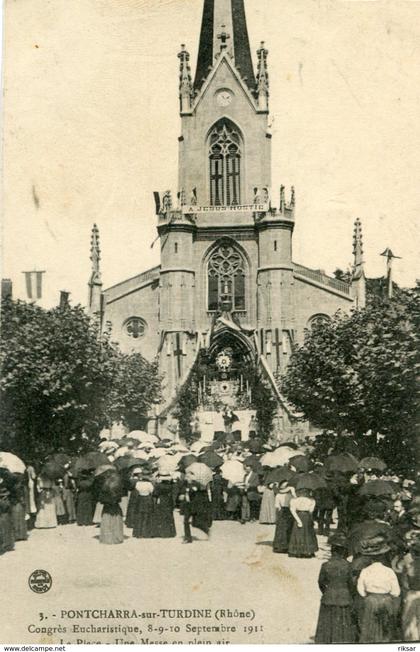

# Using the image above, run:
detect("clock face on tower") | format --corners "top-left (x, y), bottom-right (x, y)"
top-left (216, 89), bottom-right (233, 107)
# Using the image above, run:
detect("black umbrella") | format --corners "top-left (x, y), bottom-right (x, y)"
top-left (358, 457), bottom-right (387, 472)
top-left (290, 472), bottom-right (327, 491)
top-left (41, 461), bottom-right (65, 481)
top-left (325, 453), bottom-right (358, 474)
top-left (198, 451), bottom-right (224, 469)
top-left (359, 480), bottom-right (395, 496)
top-left (289, 455), bottom-right (312, 473)
top-left (264, 467), bottom-right (295, 485)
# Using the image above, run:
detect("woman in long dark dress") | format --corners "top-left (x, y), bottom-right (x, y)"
top-left (10, 473), bottom-right (28, 541)
top-left (153, 475), bottom-right (176, 538)
top-left (225, 483), bottom-right (242, 521)
top-left (97, 470), bottom-right (124, 545)
top-left (132, 479), bottom-right (155, 539)
top-left (63, 472), bottom-right (76, 523)
top-left (76, 471), bottom-right (95, 526)
top-left (288, 489), bottom-right (318, 558)
top-left (125, 466), bottom-right (143, 529)
top-left (182, 481), bottom-right (213, 543)
top-left (315, 534), bottom-right (356, 643)
top-left (273, 481), bottom-right (295, 554)
top-left (210, 469), bottom-right (227, 520)
top-left (0, 470), bottom-right (15, 555)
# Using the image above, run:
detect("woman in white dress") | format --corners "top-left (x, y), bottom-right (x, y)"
top-left (34, 474), bottom-right (57, 529)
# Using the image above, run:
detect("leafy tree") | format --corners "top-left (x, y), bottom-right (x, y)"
top-left (107, 352), bottom-right (161, 431)
top-left (0, 299), bottom-right (161, 459)
top-left (282, 287), bottom-right (419, 471)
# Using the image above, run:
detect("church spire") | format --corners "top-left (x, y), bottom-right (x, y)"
top-left (88, 223), bottom-right (103, 317)
top-left (256, 41), bottom-right (269, 111)
top-left (351, 218), bottom-right (366, 309)
top-left (178, 44), bottom-right (193, 114)
top-left (194, 0), bottom-right (256, 93)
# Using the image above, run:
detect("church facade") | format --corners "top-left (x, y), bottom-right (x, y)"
top-left (88, 0), bottom-right (366, 441)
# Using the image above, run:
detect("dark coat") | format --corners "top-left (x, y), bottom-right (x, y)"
top-left (318, 557), bottom-right (354, 606)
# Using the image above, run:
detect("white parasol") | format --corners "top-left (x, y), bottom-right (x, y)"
top-left (0, 452), bottom-right (26, 474)
top-left (221, 460), bottom-right (245, 484)
top-left (185, 462), bottom-right (213, 488)
top-left (128, 431), bottom-right (158, 444)
top-left (260, 447), bottom-right (300, 468)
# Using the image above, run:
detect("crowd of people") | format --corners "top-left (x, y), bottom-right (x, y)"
top-left (0, 431), bottom-right (419, 643)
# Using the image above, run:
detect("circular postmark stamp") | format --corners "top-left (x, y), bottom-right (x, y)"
top-left (28, 569), bottom-right (52, 594)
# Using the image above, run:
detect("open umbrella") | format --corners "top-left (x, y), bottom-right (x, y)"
top-left (157, 455), bottom-right (179, 474)
top-left (358, 457), bottom-right (387, 472)
top-left (325, 453), bottom-right (358, 474)
top-left (118, 437), bottom-right (139, 449)
top-left (132, 449), bottom-right (149, 460)
top-left (260, 447), bottom-right (297, 468)
top-left (243, 455), bottom-right (262, 472)
top-left (289, 454), bottom-right (312, 473)
top-left (46, 453), bottom-right (71, 467)
top-left (178, 454), bottom-right (197, 470)
top-left (151, 448), bottom-right (168, 458)
top-left (41, 461), bottom-right (65, 480)
top-left (71, 452), bottom-right (109, 476)
top-left (290, 472), bottom-right (327, 491)
top-left (190, 441), bottom-right (207, 454)
top-left (264, 467), bottom-right (295, 485)
top-left (185, 462), bottom-right (213, 488)
top-left (99, 440), bottom-right (119, 452)
top-left (359, 480), bottom-right (395, 496)
top-left (221, 460), bottom-right (244, 484)
top-left (198, 450), bottom-right (224, 469)
top-left (247, 438), bottom-right (263, 454)
top-left (0, 452), bottom-right (26, 474)
top-left (94, 464), bottom-right (115, 477)
top-left (125, 430), bottom-right (156, 443)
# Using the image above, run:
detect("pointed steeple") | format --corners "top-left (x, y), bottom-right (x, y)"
top-left (178, 44), bottom-right (193, 114)
top-left (352, 218), bottom-right (364, 278)
top-left (351, 218), bottom-right (366, 309)
top-left (194, 0), bottom-right (256, 93)
top-left (256, 41), bottom-right (269, 111)
top-left (88, 224), bottom-right (103, 317)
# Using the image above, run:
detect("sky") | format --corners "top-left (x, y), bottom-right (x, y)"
top-left (2, 0), bottom-right (420, 308)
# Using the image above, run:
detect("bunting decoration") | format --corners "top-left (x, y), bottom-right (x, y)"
top-left (23, 271), bottom-right (45, 300)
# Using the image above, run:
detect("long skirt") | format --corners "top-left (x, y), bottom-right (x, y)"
top-left (63, 488), bottom-right (76, 522)
top-left (132, 496), bottom-right (155, 539)
top-left (0, 512), bottom-right (15, 554)
top-left (288, 511), bottom-right (318, 558)
top-left (35, 495), bottom-right (57, 529)
top-left (358, 593), bottom-right (400, 643)
top-left (259, 488), bottom-right (276, 524)
top-left (11, 502), bottom-right (28, 541)
top-left (273, 507), bottom-right (294, 553)
top-left (99, 504), bottom-right (124, 545)
top-left (402, 590), bottom-right (420, 642)
top-left (76, 491), bottom-right (95, 526)
top-left (315, 604), bottom-right (356, 644)
top-left (125, 491), bottom-right (137, 529)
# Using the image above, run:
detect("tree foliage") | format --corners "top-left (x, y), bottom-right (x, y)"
top-left (282, 288), bottom-right (419, 469)
top-left (0, 299), bottom-right (161, 459)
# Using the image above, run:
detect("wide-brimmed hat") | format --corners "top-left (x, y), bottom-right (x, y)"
top-left (328, 533), bottom-right (348, 549)
top-left (360, 535), bottom-right (391, 556)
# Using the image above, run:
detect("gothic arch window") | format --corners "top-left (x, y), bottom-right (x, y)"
top-left (308, 313), bottom-right (331, 329)
top-left (207, 243), bottom-right (246, 311)
top-left (209, 119), bottom-right (241, 206)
